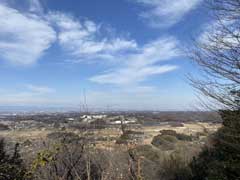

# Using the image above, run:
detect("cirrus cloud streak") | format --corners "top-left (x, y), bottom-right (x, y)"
top-left (0, 3), bottom-right (56, 65)
top-left (132, 0), bottom-right (202, 28)
top-left (90, 37), bottom-right (180, 85)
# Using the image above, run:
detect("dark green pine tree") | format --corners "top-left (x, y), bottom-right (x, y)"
top-left (0, 139), bottom-right (27, 180)
top-left (190, 110), bottom-right (240, 180)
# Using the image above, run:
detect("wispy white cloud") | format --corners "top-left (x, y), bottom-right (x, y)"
top-left (48, 12), bottom-right (137, 61)
top-left (28, 0), bottom-right (44, 14)
top-left (91, 65), bottom-right (178, 85)
top-left (25, 84), bottom-right (56, 94)
top-left (0, 93), bottom-right (62, 105)
top-left (132, 0), bottom-right (202, 28)
top-left (0, 0), bottom-right (181, 94)
top-left (0, 1), bottom-right (137, 65)
top-left (90, 37), bottom-right (180, 85)
top-left (0, 3), bottom-right (56, 65)
top-left (0, 84), bottom-right (56, 105)
top-left (86, 87), bottom-right (195, 111)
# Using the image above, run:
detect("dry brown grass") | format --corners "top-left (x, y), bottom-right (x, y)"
top-left (0, 122), bottom-right (221, 150)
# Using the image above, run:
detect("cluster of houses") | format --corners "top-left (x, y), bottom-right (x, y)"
top-left (0, 113), bottom-right (140, 131)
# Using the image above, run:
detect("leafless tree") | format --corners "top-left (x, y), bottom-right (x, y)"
top-left (189, 0), bottom-right (240, 110)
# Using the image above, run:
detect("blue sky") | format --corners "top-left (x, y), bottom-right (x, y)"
top-left (0, 0), bottom-right (211, 111)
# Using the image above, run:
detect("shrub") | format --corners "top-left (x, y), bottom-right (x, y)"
top-left (169, 122), bottom-right (184, 127)
top-left (0, 139), bottom-right (27, 180)
top-left (160, 130), bottom-right (178, 136)
top-left (115, 132), bottom-right (131, 145)
top-left (129, 145), bottom-right (162, 162)
top-left (116, 130), bottom-right (144, 145)
top-left (23, 139), bottom-right (32, 147)
top-left (0, 124), bottom-right (10, 131)
top-left (128, 145), bottom-right (163, 180)
top-left (160, 130), bottom-right (193, 142)
top-left (47, 131), bottom-right (81, 144)
top-left (31, 142), bottom-right (133, 180)
top-left (195, 131), bottom-right (208, 138)
top-left (151, 135), bottom-right (177, 150)
top-left (115, 137), bottom-right (128, 145)
top-left (175, 133), bottom-right (193, 141)
top-left (190, 110), bottom-right (240, 180)
top-left (31, 142), bottom-right (103, 180)
top-left (159, 153), bottom-right (192, 180)
top-left (129, 145), bottom-right (193, 180)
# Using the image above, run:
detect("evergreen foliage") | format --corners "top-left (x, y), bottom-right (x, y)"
top-left (190, 110), bottom-right (240, 180)
top-left (0, 139), bottom-right (27, 180)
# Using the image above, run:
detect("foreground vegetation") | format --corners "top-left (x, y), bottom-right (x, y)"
top-left (0, 110), bottom-right (238, 180)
